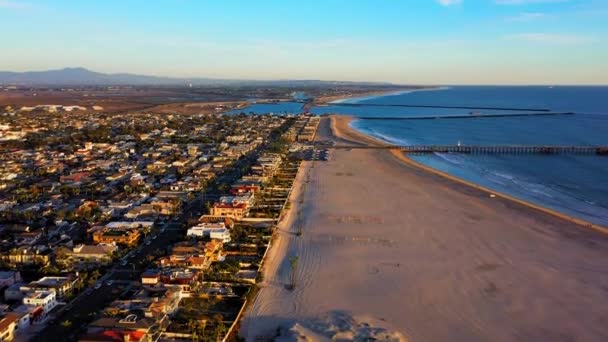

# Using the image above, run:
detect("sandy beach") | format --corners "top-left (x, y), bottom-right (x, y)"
top-left (240, 116), bottom-right (608, 341)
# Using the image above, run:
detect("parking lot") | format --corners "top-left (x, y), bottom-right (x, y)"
top-left (302, 148), bottom-right (329, 161)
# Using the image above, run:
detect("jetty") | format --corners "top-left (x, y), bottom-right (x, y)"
top-left (356, 112), bottom-right (574, 120)
top-left (319, 102), bottom-right (551, 112)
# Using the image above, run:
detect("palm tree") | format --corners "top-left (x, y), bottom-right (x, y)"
top-left (61, 320), bottom-right (72, 330)
top-left (188, 319), bottom-right (199, 341)
top-left (213, 314), bottom-right (225, 342)
top-left (198, 320), bottom-right (208, 339)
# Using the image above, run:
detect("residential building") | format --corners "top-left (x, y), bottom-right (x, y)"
top-left (186, 224), bottom-right (231, 243)
top-left (4, 246), bottom-right (51, 266)
top-left (210, 202), bottom-right (248, 221)
top-left (93, 229), bottom-right (140, 247)
top-left (22, 276), bottom-right (77, 299)
top-left (0, 313), bottom-right (20, 342)
top-left (68, 244), bottom-right (118, 264)
top-left (0, 272), bottom-right (21, 288)
top-left (22, 290), bottom-right (58, 317)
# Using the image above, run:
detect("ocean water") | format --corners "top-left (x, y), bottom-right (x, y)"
top-left (313, 86), bottom-right (608, 226)
top-left (228, 86), bottom-right (608, 225)
top-left (227, 101), bottom-right (303, 115)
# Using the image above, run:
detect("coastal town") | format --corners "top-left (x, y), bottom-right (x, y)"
top-left (0, 106), bottom-right (321, 341)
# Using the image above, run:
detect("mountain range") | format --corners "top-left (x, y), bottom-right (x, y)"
top-left (0, 67), bottom-right (391, 87)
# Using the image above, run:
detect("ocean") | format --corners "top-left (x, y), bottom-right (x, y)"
top-left (234, 86), bottom-right (608, 226)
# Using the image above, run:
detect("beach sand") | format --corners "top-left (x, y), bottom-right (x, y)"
top-left (240, 116), bottom-right (608, 342)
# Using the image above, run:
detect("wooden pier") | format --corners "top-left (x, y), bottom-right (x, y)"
top-left (328, 145), bottom-right (608, 156)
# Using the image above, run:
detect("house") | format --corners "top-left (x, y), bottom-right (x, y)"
top-left (210, 202), bottom-right (248, 221)
top-left (68, 244), bottom-right (117, 264)
top-left (0, 272), bottom-right (22, 288)
top-left (93, 229), bottom-right (140, 247)
top-left (230, 184), bottom-right (261, 195)
top-left (149, 198), bottom-right (180, 216)
top-left (105, 287), bottom-right (181, 319)
top-left (59, 172), bottom-right (92, 184)
top-left (141, 270), bottom-right (161, 287)
top-left (159, 269), bottom-right (198, 291)
top-left (105, 221), bottom-right (154, 231)
top-left (218, 193), bottom-right (254, 207)
top-left (124, 204), bottom-right (158, 220)
top-left (186, 222), bottom-right (224, 237)
top-left (22, 290), bottom-right (58, 318)
top-left (22, 276), bottom-right (77, 299)
top-left (0, 312), bottom-right (20, 342)
top-left (79, 312), bottom-right (159, 342)
top-left (4, 283), bottom-right (27, 301)
top-left (4, 246), bottom-right (52, 266)
top-left (187, 224), bottom-right (231, 243)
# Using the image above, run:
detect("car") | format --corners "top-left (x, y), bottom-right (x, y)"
top-left (106, 281), bottom-right (113, 286)
top-left (94, 283), bottom-right (102, 290)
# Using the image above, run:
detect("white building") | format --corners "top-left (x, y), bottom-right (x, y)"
top-left (186, 223), bottom-right (231, 243)
top-left (22, 291), bottom-right (57, 317)
top-left (209, 228), bottom-right (231, 243)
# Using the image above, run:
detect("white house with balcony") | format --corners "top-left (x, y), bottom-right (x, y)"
top-left (186, 223), bottom-right (231, 243)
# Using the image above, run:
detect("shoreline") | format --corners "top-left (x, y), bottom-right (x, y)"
top-left (331, 115), bottom-right (608, 236)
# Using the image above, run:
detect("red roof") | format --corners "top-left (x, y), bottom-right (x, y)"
top-left (85, 330), bottom-right (146, 342)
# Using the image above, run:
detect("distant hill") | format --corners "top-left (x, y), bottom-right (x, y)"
top-left (0, 67), bottom-right (392, 87)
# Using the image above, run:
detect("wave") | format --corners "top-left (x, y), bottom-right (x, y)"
top-left (351, 122), bottom-right (412, 146)
top-left (430, 154), bottom-right (608, 222)
top-left (433, 152), bottom-right (466, 167)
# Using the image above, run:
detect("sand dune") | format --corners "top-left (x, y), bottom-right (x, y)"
top-left (240, 116), bottom-right (608, 342)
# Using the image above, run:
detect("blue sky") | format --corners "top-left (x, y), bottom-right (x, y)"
top-left (1, 0), bottom-right (607, 84)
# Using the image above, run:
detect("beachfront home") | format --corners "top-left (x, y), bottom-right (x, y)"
top-left (210, 202), bottom-right (248, 221)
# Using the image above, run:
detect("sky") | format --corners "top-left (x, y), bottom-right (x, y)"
top-left (1, 0), bottom-right (607, 85)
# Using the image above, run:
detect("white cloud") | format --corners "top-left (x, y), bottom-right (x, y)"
top-left (505, 33), bottom-right (596, 44)
top-left (437, 0), bottom-right (462, 6)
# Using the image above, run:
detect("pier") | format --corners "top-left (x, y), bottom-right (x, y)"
top-left (328, 145), bottom-right (608, 156)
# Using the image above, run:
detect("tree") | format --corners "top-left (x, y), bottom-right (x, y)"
top-left (214, 314), bottom-right (225, 341)
top-left (188, 319), bottom-right (200, 341)
top-left (198, 320), bottom-right (208, 340)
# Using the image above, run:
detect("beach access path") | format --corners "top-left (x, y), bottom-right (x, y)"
top-left (240, 116), bottom-right (608, 342)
